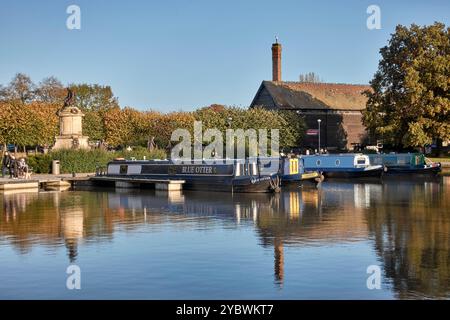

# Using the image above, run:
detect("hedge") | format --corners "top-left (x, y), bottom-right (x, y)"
top-left (27, 147), bottom-right (167, 174)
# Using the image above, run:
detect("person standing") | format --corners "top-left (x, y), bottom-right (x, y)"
top-left (2, 151), bottom-right (11, 178)
top-left (9, 155), bottom-right (18, 179)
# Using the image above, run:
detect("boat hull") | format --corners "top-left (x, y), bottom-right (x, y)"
top-left (280, 172), bottom-right (322, 185)
top-left (181, 175), bottom-right (275, 193)
top-left (322, 167), bottom-right (383, 179)
top-left (105, 174), bottom-right (276, 193)
top-left (368, 153), bottom-right (442, 178)
top-left (105, 161), bottom-right (278, 193)
top-left (383, 164), bottom-right (441, 177)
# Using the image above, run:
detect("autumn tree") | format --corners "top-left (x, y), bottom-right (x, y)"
top-left (0, 101), bottom-right (59, 151)
top-left (0, 101), bottom-right (34, 151)
top-left (103, 107), bottom-right (157, 147)
top-left (153, 111), bottom-right (196, 148)
top-left (69, 83), bottom-right (120, 142)
top-left (363, 22), bottom-right (450, 149)
top-left (27, 102), bottom-right (59, 147)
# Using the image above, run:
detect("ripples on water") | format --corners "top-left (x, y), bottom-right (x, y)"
top-left (0, 178), bottom-right (449, 299)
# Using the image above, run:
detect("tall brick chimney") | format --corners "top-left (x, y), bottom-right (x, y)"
top-left (272, 39), bottom-right (282, 82)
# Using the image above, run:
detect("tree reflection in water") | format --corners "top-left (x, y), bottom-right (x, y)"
top-left (0, 178), bottom-right (449, 298)
top-left (366, 180), bottom-right (450, 299)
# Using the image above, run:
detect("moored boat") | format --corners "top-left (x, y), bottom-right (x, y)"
top-left (106, 158), bottom-right (280, 193)
top-left (301, 154), bottom-right (384, 179)
top-left (257, 156), bottom-right (323, 185)
top-left (368, 153), bottom-right (441, 176)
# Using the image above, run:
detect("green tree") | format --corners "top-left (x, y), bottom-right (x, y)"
top-left (278, 110), bottom-right (306, 148)
top-left (83, 110), bottom-right (107, 142)
top-left (194, 105), bottom-right (305, 151)
top-left (363, 22), bottom-right (450, 149)
top-left (69, 83), bottom-right (119, 111)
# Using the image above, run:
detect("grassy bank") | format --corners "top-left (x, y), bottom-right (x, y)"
top-left (429, 157), bottom-right (450, 163)
top-left (27, 147), bottom-right (167, 174)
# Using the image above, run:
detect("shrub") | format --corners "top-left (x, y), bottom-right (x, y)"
top-left (114, 146), bottom-right (167, 160)
top-left (26, 147), bottom-right (167, 174)
top-left (50, 149), bottom-right (112, 173)
top-left (27, 153), bottom-right (52, 173)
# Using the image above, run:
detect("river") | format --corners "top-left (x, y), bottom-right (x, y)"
top-left (1, 177), bottom-right (449, 299)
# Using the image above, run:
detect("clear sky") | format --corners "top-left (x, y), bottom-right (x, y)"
top-left (0, 0), bottom-right (448, 111)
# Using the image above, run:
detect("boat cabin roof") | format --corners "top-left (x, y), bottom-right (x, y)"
top-left (302, 153), bottom-right (366, 158)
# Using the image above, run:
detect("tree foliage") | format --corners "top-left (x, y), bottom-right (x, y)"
top-left (83, 110), bottom-right (106, 142)
top-left (194, 105), bottom-right (305, 150)
top-left (0, 101), bottom-right (32, 146)
top-left (363, 22), bottom-right (450, 147)
top-left (69, 83), bottom-right (119, 111)
top-left (0, 74), bottom-right (306, 153)
top-left (0, 73), bottom-right (36, 103)
top-left (27, 102), bottom-right (59, 146)
top-left (0, 101), bottom-right (58, 147)
top-left (36, 76), bottom-right (66, 103)
top-left (103, 107), bottom-right (156, 147)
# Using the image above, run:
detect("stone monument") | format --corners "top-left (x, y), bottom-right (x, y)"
top-left (53, 88), bottom-right (90, 150)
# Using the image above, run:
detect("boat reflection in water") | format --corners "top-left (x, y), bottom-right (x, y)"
top-left (0, 177), bottom-right (449, 299)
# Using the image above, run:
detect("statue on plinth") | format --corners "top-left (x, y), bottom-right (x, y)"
top-left (53, 88), bottom-right (90, 150)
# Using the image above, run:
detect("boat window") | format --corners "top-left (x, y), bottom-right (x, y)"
top-left (316, 160), bottom-right (321, 166)
top-left (248, 162), bottom-right (257, 176)
top-left (335, 159), bottom-right (340, 166)
top-left (357, 158), bottom-right (366, 165)
top-left (398, 156), bottom-right (408, 165)
top-left (235, 164), bottom-right (241, 176)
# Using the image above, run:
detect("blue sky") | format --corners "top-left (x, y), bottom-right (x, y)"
top-left (0, 0), bottom-right (448, 111)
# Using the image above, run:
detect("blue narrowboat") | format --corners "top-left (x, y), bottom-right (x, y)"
top-left (301, 154), bottom-right (384, 179)
top-left (106, 158), bottom-right (280, 193)
top-left (257, 157), bottom-right (322, 185)
top-left (368, 153), bottom-right (441, 176)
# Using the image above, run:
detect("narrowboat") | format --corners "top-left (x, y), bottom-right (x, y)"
top-left (301, 154), bottom-right (384, 179)
top-left (257, 156), bottom-right (322, 185)
top-left (368, 153), bottom-right (441, 176)
top-left (106, 158), bottom-right (280, 193)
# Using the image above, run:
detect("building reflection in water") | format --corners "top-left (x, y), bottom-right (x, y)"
top-left (255, 186), bottom-right (370, 288)
top-left (62, 209), bottom-right (84, 263)
top-left (0, 177), bottom-right (449, 298)
top-left (274, 238), bottom-right (284, 286)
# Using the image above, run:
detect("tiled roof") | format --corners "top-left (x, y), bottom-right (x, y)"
top-left (257, 81), bottom-right (370, 111)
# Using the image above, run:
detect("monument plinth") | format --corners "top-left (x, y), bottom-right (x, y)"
top-left (53, 89), bottom-right (90, 150)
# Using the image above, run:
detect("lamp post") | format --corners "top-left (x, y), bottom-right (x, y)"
top-left (317, 119), bottom-right (322, 154)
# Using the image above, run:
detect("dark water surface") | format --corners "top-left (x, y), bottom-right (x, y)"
top-left (1, 178), bottom-right (449, 299)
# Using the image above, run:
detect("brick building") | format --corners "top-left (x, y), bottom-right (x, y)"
top-left (250, 41), bottom-right (370, 151)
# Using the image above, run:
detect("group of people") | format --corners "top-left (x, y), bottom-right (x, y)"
top-left (1, 151), bottom-right (31, 179)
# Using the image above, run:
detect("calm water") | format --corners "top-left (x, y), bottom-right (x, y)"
top-left (0, 178), bottom-right (449, 299)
